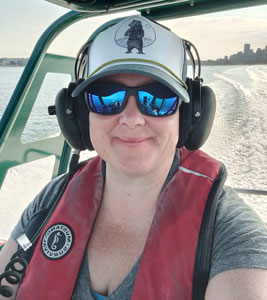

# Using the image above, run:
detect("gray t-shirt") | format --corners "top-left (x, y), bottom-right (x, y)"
top-left (11, 166), bottom-right (267, 300)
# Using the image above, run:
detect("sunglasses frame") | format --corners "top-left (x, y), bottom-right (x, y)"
top-left (84, 82), bottom-right (181, 117)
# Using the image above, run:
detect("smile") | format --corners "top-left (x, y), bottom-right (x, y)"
top-left (115, 137), bottom-right (151, 146)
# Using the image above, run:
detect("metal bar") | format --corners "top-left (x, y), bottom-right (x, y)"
top-left (108, 0), bottom-right (189, 12)
top-left (234, 188), bottom-right (267, 196)
top-left (46, 0), bottom-right (267, 17)
top-left (46, 0), bottom-right (189, 13)
top-left (140, 0), bottom-right (267, 20)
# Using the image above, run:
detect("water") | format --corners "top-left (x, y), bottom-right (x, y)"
top-left (0, 67), bottom-right (24, 119)
top-left (203, 66), bottom-right (267, 190)
top-left (0, 65), bottom-right (266, 238)
top-left (0, 67), bottom-right (71, 143)
top-left (201, 65), bottom-right (267, 223)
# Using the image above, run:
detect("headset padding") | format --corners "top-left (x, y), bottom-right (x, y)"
top-left (177, 79), bottom-right (194, 148)
top-left (185, 85), bottom-right (216, 150)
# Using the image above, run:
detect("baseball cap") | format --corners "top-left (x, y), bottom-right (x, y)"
top-left (72, 15), bottom-right (190, 103)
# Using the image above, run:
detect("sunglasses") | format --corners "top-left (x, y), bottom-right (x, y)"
top-left (85, 83), bottom-right (180, 117)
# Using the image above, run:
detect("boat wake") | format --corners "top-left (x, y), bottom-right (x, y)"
top-left (203, 65), bottom-right (267, 222)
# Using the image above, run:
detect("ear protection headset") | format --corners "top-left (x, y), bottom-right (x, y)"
top-left (177, 39), bottom-right (216, 149)
top-left (49, 19), bottom-right (216, 151)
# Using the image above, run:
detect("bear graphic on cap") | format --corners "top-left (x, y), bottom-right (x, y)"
top-left (124, 20), bottom-right (144, 54)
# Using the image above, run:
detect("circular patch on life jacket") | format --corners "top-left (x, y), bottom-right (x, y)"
top-left (41, 223), bottom-right (74, 260)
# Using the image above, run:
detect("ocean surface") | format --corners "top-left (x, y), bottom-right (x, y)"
top-left (0, 65), bottom-right (267, 238)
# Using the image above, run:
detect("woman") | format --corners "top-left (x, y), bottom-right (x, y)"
top-left (0, 15), bottom-right (267, 300)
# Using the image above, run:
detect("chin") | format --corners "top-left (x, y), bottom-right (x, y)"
top-left (114, 153), bottom-right (159, 176)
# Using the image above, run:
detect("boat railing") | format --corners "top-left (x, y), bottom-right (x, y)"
top-left (234, 188), bottom-right (267, 196)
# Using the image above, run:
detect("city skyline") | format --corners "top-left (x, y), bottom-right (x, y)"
top-left (1, 41), bottom-right (267, 67)
top-left (1, 42), bottom-right (266, 63)
top-left (204, 43), bottom-right (267, 65)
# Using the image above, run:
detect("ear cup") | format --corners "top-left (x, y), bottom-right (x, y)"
top-left (72, 88), bottom-right (94, 151)
top-left (177, 79), bottom-right (216, 150)
top-left (55, 80), bottom-right (94, 151)
top-left (185, 85), bottom-right (216, 150)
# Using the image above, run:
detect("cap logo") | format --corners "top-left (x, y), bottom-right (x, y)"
top-left (115, 18), bottom-right (156, 54)
top-left (41, 223), bottom-right (74, 260)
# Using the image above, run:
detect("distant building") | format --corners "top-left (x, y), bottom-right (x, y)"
top-left (244, 44), bottom-right (250, 57)
top-left (264, 47), bottom-right (267, 61)
top-left (256, 48), bottom-right (264, 63)
top-left (202, 43), bottom-right (267, 65)
top-left (0, 58), bottom-right (28, 67)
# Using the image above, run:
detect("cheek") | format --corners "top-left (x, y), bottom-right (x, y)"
top-left (169, 119), bottom-right (179, 146)
top-left (89, 114), bottom-right (104, 148)
top-left (151, 113), bottom-right (179, 141)
top-left (171, 111), bottom-right (180, 137)
top-left (89, 113), bottom-right (117, 146)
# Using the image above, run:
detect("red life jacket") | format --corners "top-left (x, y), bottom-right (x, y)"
top-left (16, 148), bottom-right (225, 300)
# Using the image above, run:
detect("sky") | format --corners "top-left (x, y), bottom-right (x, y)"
top-left (1, 1), bottom-right (267, 60)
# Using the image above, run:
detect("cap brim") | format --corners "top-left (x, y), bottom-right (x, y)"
top-left (71, 64), bottom-right (190, 103)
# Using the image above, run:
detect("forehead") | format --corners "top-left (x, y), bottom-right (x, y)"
top-left (95, 73), bottom-right (158, 87)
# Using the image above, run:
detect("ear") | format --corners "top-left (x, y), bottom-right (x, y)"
top-left (54, 79), bottom-right (94, 151)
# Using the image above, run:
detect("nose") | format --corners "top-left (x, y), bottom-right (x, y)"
top-left (118, 95), bottom-right (145, 128)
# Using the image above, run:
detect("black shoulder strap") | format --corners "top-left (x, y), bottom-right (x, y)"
top-left (192, 163), bottom-right (227, 299)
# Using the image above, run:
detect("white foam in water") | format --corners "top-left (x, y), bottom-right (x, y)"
top-left (202, 65), bottom-right (267, 223)
top-left (0, 65), bottom-right (266, 240)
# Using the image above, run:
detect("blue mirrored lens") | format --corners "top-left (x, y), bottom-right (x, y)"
top-left (138, 91), bottom-right (178, 116)
top-left (88, 91), bottom-right (126, 114)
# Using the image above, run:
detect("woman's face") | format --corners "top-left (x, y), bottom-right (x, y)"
top-left (89, 73), bottom-right (179, 176)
